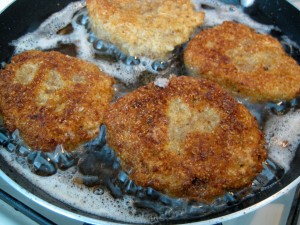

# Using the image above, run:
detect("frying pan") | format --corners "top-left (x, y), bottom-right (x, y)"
top-left (0, 0), bottom-right (300, 224)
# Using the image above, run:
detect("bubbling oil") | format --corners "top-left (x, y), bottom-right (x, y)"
top-left (1, 0), bottom-right (300, 223)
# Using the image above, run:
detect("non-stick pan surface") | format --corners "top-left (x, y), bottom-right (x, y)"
top-left (0, 0), bottom-right (300, 224)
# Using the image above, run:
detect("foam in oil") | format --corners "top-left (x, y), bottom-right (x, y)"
top-left (1, 0), bottom-right (300, 223)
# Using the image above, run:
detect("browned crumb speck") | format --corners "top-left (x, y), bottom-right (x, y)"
top-left (0, 50), bottom-right (115, 152)
top-left (104, 76), bottom-right (267, 202)
top-left (184, 21), bottom-right (300, 102)
top-left (87, 0), bottom-right (205, 60)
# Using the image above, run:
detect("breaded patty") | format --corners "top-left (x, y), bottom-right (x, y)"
top-left (87, 0), bottom-right (204, 60)
top-left (0, 50), bottom-right (114, 152)
top-left (184, 21), bottom-right (300, 102)
top-left (104, 76), bottom-right (267, 202)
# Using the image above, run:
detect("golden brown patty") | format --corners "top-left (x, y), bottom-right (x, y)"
top-left (87, 0), bottom-right (204, 60)
top-left (184, 21), bottom-right (300, 102)
top-left (104, 76), bottom-right (267, 202)
top-left (0, 50), bottom-right (115, 152)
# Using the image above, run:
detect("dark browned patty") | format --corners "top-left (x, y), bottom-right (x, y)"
top-left (104, 76), bottom-right (267, 202)
top-left (0, 50), bottom-right (115, 152)
top-left (184, 21), bottom-right (300, 102)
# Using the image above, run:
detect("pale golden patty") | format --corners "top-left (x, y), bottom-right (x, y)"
top-left (0, 50), bottom-right (115, 152)
top-left (184, 21), bottom-right (300, 102)
top-left (87, 0), bottom-right (204, 60)
top-left (104, 76), bottom-right (267, 202)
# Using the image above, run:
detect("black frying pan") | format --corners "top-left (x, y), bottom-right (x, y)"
top-left (0, 0), bottom-right (300, 224)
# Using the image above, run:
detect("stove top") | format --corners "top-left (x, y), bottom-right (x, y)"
top-left (1, 1), bottom-right (300, 225)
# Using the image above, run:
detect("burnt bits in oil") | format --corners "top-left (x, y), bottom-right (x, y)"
top-left (263, 98), bottom-right (300, 118)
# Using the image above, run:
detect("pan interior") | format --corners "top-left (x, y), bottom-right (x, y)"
top-left (0, 0), bottom-right (300, 224)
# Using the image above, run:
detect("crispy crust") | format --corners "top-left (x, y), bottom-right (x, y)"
top-left (87, 0), bottom-right (204, 60)
top-left (0, 50), bottom-right (115, 152)
top-left (104, 76), bottom-right (267, 202)
top-left (184, 21), bottom-right (300, 102)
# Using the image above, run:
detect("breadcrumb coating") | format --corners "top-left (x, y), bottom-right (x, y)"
top-left (104, 76), bottom-right (267, 202)
top-left (184, 21), bottom-right (300, 102)
top-left (0, 50), bottom-right (115, 152)
top-left (87, 0), bottom-right (204, 60)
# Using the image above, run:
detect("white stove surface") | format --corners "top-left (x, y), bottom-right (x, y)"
top-left (289, 0), bottom-right (300, 8)
top-left (0, 0), bottom-right (14, 14)
top-left (0, 199), bottom-right (39, 225)
top-left (0, 186), bottom-right (297, 225)
top-left (1, 1), bottom-right (300, 225)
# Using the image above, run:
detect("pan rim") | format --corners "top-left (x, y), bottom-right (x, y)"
top-left (1, 168), bottom-right (300, 224)
top-left (1, 0), bottom-right (300, 224)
